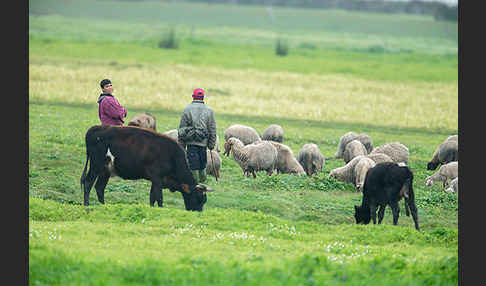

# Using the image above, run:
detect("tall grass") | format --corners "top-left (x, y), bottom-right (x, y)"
top-left (29, 59), bottom-right (457, 131)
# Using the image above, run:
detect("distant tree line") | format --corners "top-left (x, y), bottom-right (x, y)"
top-left (180, 0), bottom-right (458, 22)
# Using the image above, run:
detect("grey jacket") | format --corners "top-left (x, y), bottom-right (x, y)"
top-left (178, 100), bottom-right (217, 149)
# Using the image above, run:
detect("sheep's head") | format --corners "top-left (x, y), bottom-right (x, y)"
top-left (223, 141), bottom-right (231, 156)
top-left (427, 161), bottom-right (439, 170)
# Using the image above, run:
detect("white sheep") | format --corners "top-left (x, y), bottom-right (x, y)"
top-left (329, 155), bottom-right (375, 192)
top-left (224, 124), bottom-right (261, 145)
top-left (353, 157), bottom-right (376, 192)
top-left (369, 142), bottom-right (409, 164)
top-left (427, 135), bottom-right (458, 170)
top-left (425, 161), bottom-right (458, 188)
top-left (127, 113), bottom-right (157, 131)
top-left (343, 139), bottom-right (368, 164)
top-left (262, 124), bottom-right (284, 143)
top-left (297, 143), bottom-right (325, 176)
top-left (223, 137), bottom-right (278, 178)
top-left (206, 149), bottom-right (222, 179)
top-left (366, 152), bottom-right (393, 164)
top-left (445, 177), bottom-right (458, 193)
top-left (356, 133), bottom-right (374, 154)
top-left (334, 131), bottom-right (358, 159)
top-left (269, 141), bottom-right (305, 175)
top-left (163, 129), bottom-right (221, 152)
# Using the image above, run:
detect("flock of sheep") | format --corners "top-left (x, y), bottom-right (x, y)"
top-left (127, 113), bottom-right (459, 194)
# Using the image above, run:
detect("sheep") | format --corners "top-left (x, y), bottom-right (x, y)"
top-left (163, 129), bottom-right (221, 152)
top-left (297, 143), bottom-right (325, 176)
top-left (366, 152), bottom-right (394, 165)
top-left (334, 131), bottom-right (373, 159)
top-left (356, 133), bottom-right (374, 154)
top-left (262, 124), bottom-right (284, 143)
top-left (224, 124), bottom-right (261, 145)
top-left (425, 161), bottom-right (458, 188)
top-left (329, 155), bottom-right (375, 192)
top-left (127, 113), bottom-right (156, 131)
top-left (223, 137), bottom-right (278, 178)
top-left (343, 139), bottom-right (368, 164)
top-left (445, 177), bottom-right (458, 193)
top-left (354, 157), bottom-right (376, 192)
top-left (427, 135), bottom-right (458, 170)
top-left (369, 142), bottom-right (409, 164)
top-left (334, 131), bottom-right (358, 159)
top-left (163, 129), bottom-right (179, 140)
top-left (354, 162), bottom-right (419, 231)
top-left (206, 149), bottom-right (222, 179)
top-left (268, 141), bottom-right (305, 175)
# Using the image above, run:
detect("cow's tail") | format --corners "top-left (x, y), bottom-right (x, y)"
top-left (80, 150), bottom-right (90, 190)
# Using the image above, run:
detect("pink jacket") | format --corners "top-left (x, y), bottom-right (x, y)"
top-left (97, 94), bottom-right (127, 126)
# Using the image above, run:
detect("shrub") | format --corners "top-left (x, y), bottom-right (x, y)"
top-left (158, 27), bottom-right (179, 49)
top-left (275, 38), bottom-right (289, 57)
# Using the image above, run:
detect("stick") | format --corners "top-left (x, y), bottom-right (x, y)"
top-left (209, 149), bottom-right (218, 182)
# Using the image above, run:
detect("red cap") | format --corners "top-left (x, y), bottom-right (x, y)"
top-left (192, 88), bottom-right (205, 100)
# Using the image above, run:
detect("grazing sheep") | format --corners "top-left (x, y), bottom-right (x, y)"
top-left (356, 133), bottom-right (374, 154)
top-left (269, 141), bottom-right (305, 175)
top-left (127, 113), bottom-right (156, 131)
top-left (223, 137), bottom-right (278, 178)
top-left (206, 149), bottom-right (222, 179)
top-left (354, 157), bottom-right (376, 192)
top-left (262, 124), bottom-right (284, 143)
top-left (297, 143), bottom-right (325, 176)
top-left (427, 135), bottom-right (458, 170)
top-left (329, 155), bottom-right (374, 192)
top-left (163, 129), bottom-right (220, 152)
top-left (334, 132), bottom-right (374, 159)
top-left (354, 162), bottom-right (419, 231)
top-left (445, 177), bottom-right (458, 193)
top-left (425, 161), bottom-right (458, 188)
top-left (366, 153), bottom-right (394, 165)
top-left (343, 139), bottom-right (368, 164)
top-left (334, 131), bottom-right (359, 159)
top-left (370, 142), bottom-right (409, 164)
top-left (224, 124), bottom-right (261, 145)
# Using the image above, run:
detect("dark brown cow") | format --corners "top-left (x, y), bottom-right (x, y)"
top-left (80, 125), bottom-right (213, 211)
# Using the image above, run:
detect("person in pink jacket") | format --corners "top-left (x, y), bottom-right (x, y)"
top-left (97, 79), bottom-right (127, 126)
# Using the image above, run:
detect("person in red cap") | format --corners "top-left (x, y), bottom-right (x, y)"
top-left (178, 88), bottom-right (217, 183)
top-left (97, 79), bottom-right (127, 126)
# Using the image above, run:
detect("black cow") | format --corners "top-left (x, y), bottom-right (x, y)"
top-left (354, 162), bottom-right (419, 230)
top-left (80, 125), bottom-right (213, 211)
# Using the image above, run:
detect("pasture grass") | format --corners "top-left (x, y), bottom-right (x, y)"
top-left (29, 198), bottom-right (457, 286)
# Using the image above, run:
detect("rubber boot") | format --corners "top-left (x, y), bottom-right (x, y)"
top-left (198, 168), bottom-right (207, 184)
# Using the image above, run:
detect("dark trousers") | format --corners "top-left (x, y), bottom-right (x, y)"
top-left (186, 145), bottom-right (207, 170)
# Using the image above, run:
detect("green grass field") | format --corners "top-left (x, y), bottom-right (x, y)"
top-left (29, 1), bottom-right (458, 285)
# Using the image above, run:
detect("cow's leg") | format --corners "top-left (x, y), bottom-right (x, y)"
top-left (149, 180), bottom-right (163, 207)
top-left (94, 168), bottom-right (110, 204)
top-left (377, 204), bottom-right (386, 224)
top-left (390, 201), bottom-right (400, 226)
top-left (83, 168), bottom-right (100, 206)
top-left (369, 202), bottom-right (378, 225)
top-left (406, 198), bottom-right (420, 231)
top-left (404, 199), bottom-right (410, 217)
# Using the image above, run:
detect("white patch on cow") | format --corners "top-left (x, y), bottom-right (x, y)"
top-left (106, 148), bottom-right (117, 177)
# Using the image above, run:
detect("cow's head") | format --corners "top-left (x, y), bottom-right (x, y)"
top-left (180, 184), bottom-right (214, 211)
top-left (354, 205), bottom-right (371, 224)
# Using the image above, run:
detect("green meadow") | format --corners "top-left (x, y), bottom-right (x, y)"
top-left (29, 1), bottom-right (458, 285)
